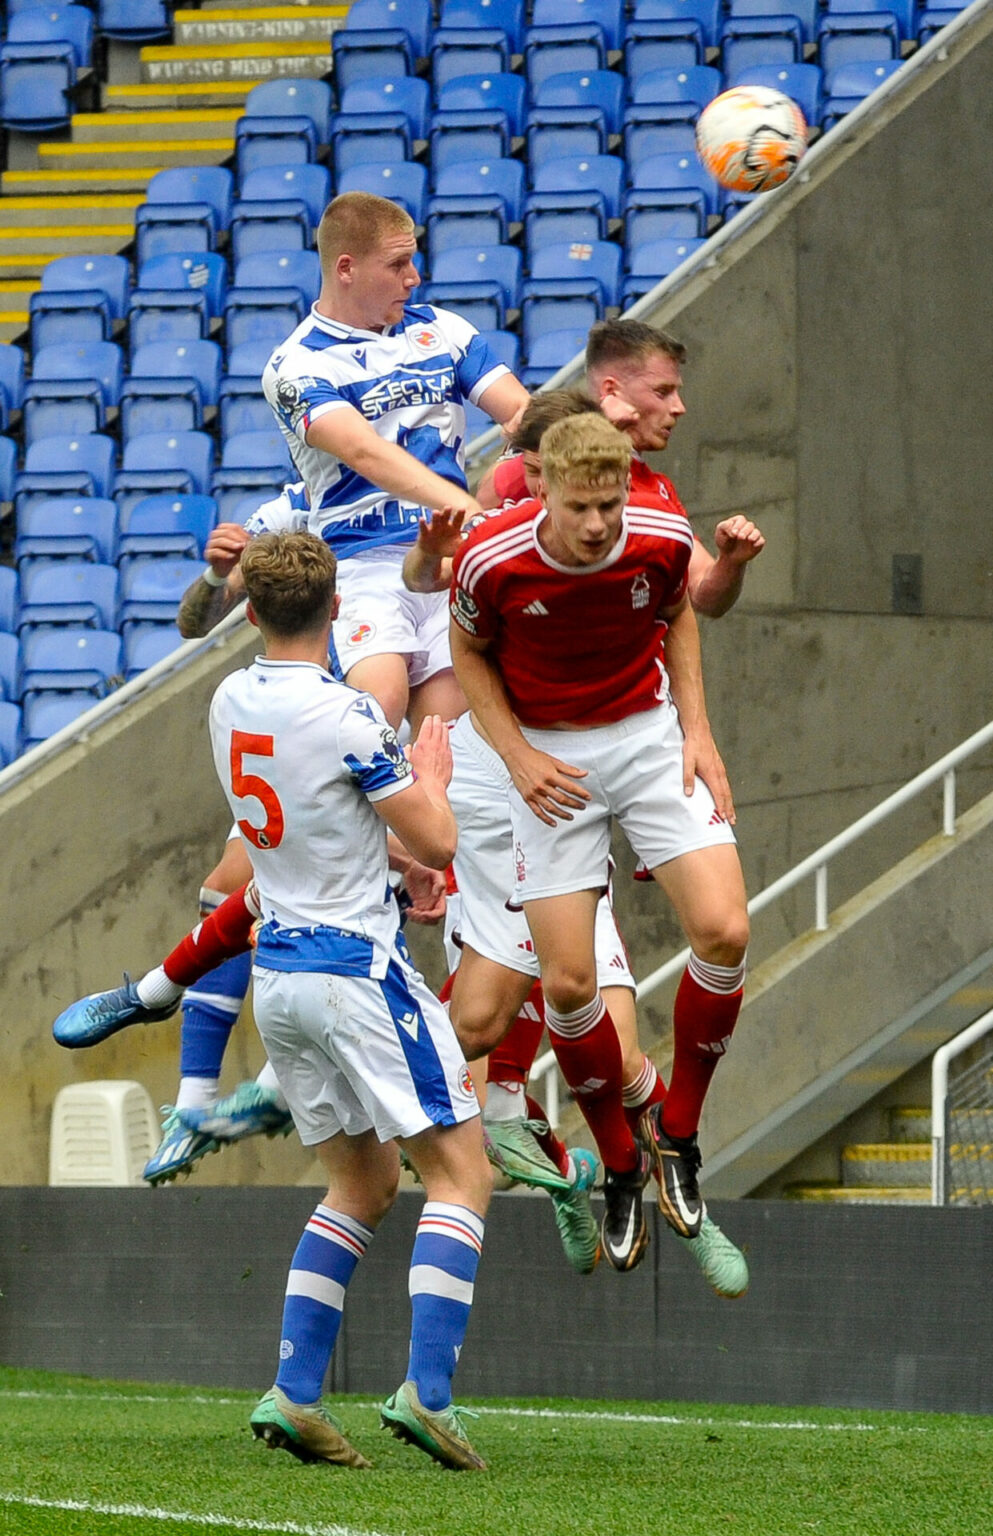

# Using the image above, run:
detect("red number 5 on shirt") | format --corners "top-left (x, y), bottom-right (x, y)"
top-left (230, 730), bottom-right (285, 850)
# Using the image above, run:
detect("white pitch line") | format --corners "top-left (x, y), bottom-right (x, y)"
top-left (0, 1387), bottom-right (933, 1433)
top-left (0, 1491), bottom-right (396, 1536)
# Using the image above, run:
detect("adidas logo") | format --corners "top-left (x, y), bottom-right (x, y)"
top-left (522, 600), bottom-right (549, 616)
top-left (702, 1035), bottom-right (733, 1056)
top-left (609, 954), bottom-right (627, 969)
top-left (708, 809), bottom-right (726, 825)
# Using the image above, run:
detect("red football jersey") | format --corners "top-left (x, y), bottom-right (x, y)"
top-left (450, 498), bottom-right (693, 727)
top-left (492, 454), bottom-right (530, 506)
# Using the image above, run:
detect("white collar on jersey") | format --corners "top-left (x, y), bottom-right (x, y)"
top-left (307, 302), bottom-right (399, 342)
top-left (531, 507), bottom-right (631, 576)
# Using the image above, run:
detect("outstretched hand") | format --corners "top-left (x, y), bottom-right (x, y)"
top-left (416, 506), bottom-right (466, 562)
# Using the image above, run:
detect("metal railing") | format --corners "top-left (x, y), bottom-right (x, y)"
top-left (931, 1006), bottom-right (993, 1206)
top-left (531, 717), bottom-right (993, 1123)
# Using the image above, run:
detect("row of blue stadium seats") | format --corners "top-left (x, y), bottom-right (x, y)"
top-left (0, 557), bottom-right (200, 638)
top-left (5, 0), bottom-right (169, 37)
top-left (0, 620), bottom-right (180, 708)
top-left (12, 494), bottom-right (219, 567)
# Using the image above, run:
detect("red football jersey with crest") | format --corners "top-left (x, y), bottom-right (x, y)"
top-left (450, 497), bottom-right (694, 727)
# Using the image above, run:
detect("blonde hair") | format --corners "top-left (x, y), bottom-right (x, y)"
top-left (316, 192), bottom-right (415, 274)
top-left (539, 414), bottom-right (632, 492)
top-left (241, 532), bottom-right (337, 637)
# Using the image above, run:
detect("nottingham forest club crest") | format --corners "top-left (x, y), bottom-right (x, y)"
top-left (631, 572), bottom-right (650, 609)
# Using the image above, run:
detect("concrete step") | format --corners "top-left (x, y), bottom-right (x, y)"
top-left (140, 41), bottom-right (334, 84)
top-left (71, 108), bottom-right (242, 143)
top-left (36, 138), bottom-right (234, 171)
top-left (0, 225), bottom-right (134, 258)
top-left (2, 167), bottom-right (166, 195)
top-left (0, 253), bottom-right (69, 280)
top-left (889, 1106), bottom-right (931, 1141)
top-left (841, 1142), bottom-right (930, 1188)
top-left (785, 1184), bottom-right (933, 1204)
top-left (0, 195), bottom-right (143, 228)
top-left (173, 6), bottom-right (347, 46)
top-left (0, 312), bottom-right (30, 343)
top-left (0, 282), bottom-right (34, 342)
top-left (105, 82), bottom-right (253, 110)
top-left (890, 1105), bottom-right (993, 1141)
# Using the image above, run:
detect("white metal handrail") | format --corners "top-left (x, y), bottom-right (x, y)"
top-left (531, 718), bottom-right (993, 1112)
top-left (931, 1006), bottom-right (993, 1206)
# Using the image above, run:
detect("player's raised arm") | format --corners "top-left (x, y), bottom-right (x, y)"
top-left (401, 507), bottom-right (465, 594)
top-left (688, 515), bottom-right (766, 619)
top-left (475, 372), bottom-right (531, 439)
top-left (662, 597), bottom-right (735, 824)
top-left (373, 715), bottom-right (457, 870)
top-left (177, 522), bottom-right (250, 637)
top-left (305, 405), bottom-right (482, 521)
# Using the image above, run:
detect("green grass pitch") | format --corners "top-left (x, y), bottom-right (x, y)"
top-left (0, 1366), bottom-right (989, 1536)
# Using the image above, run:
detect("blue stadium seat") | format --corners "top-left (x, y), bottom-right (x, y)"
top-left (238, 164), bottom-right (331, 231)
top-left (223, 289), bottom-right (307, 353)
top-left (24, 341), bottom-right (123, 442)
top-left (0, 43), bottom-right (75, 132)
top-left (145, 166), bottom-right (234, 232)
top-left (434, 159), bottom-right (525, 222)
top-left (348, 0), bottom-right (433, 57)
top-left (524, 26), bottom-right (607, 95)
top-left (137, 253), bottom-right (227, 318)
top-left (334, 116), bottom-right (411, 179)
top-left (531, 154), bottom-right (625, 220)
top-left (436, 73), bottom-right (526, 136)
top-left (729, 0), bottom-right (820, 44)
top-left (817, 11), bottom-right (900, 72)
top-left (123, 623), bottom-right (185, 680)
top-left (20, 627), bottom-right (122, 698)
top-left (527, 120), bottom-right (605, 174)
top-left (720, 17), bottom-right (805, 78)
top-left (624, 113), bottom-right (697, 164)
top-left (430, 112), bottom-right (511, 179)
top-left (234, 251), bottom-right (320, 305)
top-left (426, 198), bottom-right (507, 264)
top-left (17, 560), bottom-right (119, 632)
top-left (532, 0), bottom-right (624, 48)
top-left (229, 200), bottom-right (310, 263)
top-left (333, 27), bottom-right (414, 91)
top-left (236, 115), bottom-right (317, 179)
top-left (631, 151), bottom-right (720, 215)
top-left (622, 236), bottom-right (706, 302)
top-left (15, 497), bottom-right (119, 566)
top-left (219, 378), bottom-right (272, 439)
top-left (821, 58), bottom-right (903, 128)
top-left (21, 691), bottom-right (100, 751)
top-left (17, 434), bottom-right (116, 506)
top-left (629, 64), bottom-right (722, 113)
top-left (122, 431), bottom-right (214, 497)
top-left (625, 20), bottom-right (706, 83)
top-left (98, 0), bottom-right (172, 42)
top-left (0, 344), bottom-right (25, 430)
top-left (440, 0), bottom-right (525, 50)
top-left (339, 76), bottom-right (431, 140)
top-left (244, 78), bottom-right (333, 145)
top-left (210, 467), bottom-right (288, 523)
top-left (917, 7), bottom-right (964, 43)
top-left (522, 290), bottom-right (603, 360)
top-left (0, 700), bottom-right (21, 765)
top-left (431, 28), bottom-right (510, 95)
top-left (532, 69), bottom-right (625, 134)
top-left (42, 254), bottom-right (129, 319)
top-left (230, 489), bottom-right (281, 525)
top-left (8, 5), bottom-right (93, 68)
top-left (826, 0), bottom-right (916, 37)
top-left (521, 327), bottom-right (591, 388)
top-left (220, 431), bottom-right (293, 476)
top-left (728, 64), bottom-right (825, 130)
top-left (624, 193), bottom-right (706, 249)
top-left (418, 283), bottom-right (506, 331)
top-left (0, 436), bottom-right (17, 506)
top-left (127, 290), bottom-right (208, 350)
top-left (478, 329), bottom-right (521, 375)
top-left (118, 557), bottom-right (202, 630)
top-left (119, 494), bottom-right (217, 563)
top-left (336, 162), bottom-right (428, 225)
top-left (0, 566), bottom-right (17, 631)
top-left (120, 339), bottom-right (223, 439)
top-left (29, 289), bottom-right (110, 351)
top-left (135, 203), bottom-right (215, 265)
top-left (634, 0), bottom-right (723, 44)
top-left (0, 632), bottom-right (19, 703)
top-left (225, 341), bottom-right (274, 382)
top-left (528, 241), bottom-right (622, 306)
top-left (524, 194), bottom-right (609, 258)
top-left (430, 247), bottom-right (522, 308)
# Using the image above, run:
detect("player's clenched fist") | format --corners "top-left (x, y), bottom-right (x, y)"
top-left (204, 522), bottom-right (252, 578)
top-left (714, 516), bottom-right (765, 565)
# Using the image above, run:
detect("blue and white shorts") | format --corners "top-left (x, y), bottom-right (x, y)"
top-left (330, 549), bottom-right (451, 689)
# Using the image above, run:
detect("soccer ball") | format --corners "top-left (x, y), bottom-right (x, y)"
top-left (695, 86), bottom-right (808, 193)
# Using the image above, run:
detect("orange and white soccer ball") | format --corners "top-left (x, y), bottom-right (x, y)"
top-left (695, 85), bottom-right (808, 193)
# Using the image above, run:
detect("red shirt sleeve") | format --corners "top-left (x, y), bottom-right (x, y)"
top-left (492, 454), bottom-right (529, 506)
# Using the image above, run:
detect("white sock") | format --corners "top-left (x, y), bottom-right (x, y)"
top-left (482, 1080), bottom-right (526, 1123)
top-left (256, 1059), bottom-right (288, 1110)
top-left (175, 1076), bottom-right (218, 1112)
top-left (136, 966), bottom-right (183, 1008)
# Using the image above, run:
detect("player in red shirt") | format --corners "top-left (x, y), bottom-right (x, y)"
top-left (450, 412), bottom-right (750, 1269)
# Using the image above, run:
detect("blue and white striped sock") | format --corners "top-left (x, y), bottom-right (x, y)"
top-left (407, 1202), bottom-right (484, 1412)
top-left (274, 1205), bottom-right (373, 1406)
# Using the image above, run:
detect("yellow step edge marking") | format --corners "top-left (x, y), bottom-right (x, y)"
top-left (38, 139), bottom-right (234, 157)
top-left (0, 254), bottom-right (65, 266)
top-left (105, 82), bottom-right (252, 97)
top-left (0, 281), bottom-right (39, 291)
top-left (842, 1144), bottom-right (930, 1160)
top-left (72, 109), bottom-right (243, 127)
top-left (141, 42), bottom-right (332, 59)
top-left (0, 225), bottom-right (135, 240)
top-left (5, 169), bottom-right (167, 182)
top-left (174, 5), bottom-right (347, 17)
top-left (0, 195), bottom-right (144, 209)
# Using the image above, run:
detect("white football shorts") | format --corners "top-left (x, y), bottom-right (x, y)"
top-left (329, 548), bottom-right (451, 688)
top-left (447, 713), bottom-right (635, 989)
top-left (252, 937), bottom-right (479, 1145)
top-left (509, 701), bottom-right (737, 902)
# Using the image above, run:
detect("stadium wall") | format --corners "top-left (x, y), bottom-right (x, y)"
top-left (0, 1188), bottom-right (989, 1416)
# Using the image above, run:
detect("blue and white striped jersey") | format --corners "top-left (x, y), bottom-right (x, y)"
top-left (261, 302), bottom-right (508, 558)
